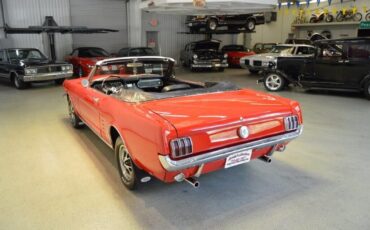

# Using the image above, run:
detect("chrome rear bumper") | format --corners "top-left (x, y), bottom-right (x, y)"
top-left (159, 126), bottom-right (303, 172)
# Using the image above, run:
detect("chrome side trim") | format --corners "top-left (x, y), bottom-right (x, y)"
top-left (22, 71), bottom-right (73, 82)
top-left (159, 126), bottom-right (303, 172)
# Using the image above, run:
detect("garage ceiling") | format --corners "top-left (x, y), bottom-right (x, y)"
top-left (140, 0), bottom-right (277, 15)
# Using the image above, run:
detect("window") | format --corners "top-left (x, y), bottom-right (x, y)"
top-left (348, 44), bottom-right (370, 59)
top-left (71, 50), bottom-right (78, 57)
top-left (118, 48), bottom-right (129, 56)
top-left (317, 43), bottom-right (343, 60)
top-left (296, 46), bottom-right (316, 55)
top-left (129, 49), bottom-right (143, 56)
top-left (7, 49), bottom-right (46, 60)
top-left (0, 50), bottom-right (5, 62)
top-left (78, 48), bottom-right (109, 58)
top-left (255, 44), bottom-right (262, 50)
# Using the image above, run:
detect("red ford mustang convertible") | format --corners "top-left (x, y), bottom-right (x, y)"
top-left (63, 56), bottom-right (303, 190)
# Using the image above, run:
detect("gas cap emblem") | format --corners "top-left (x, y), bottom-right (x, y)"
top-left (238, 126), bottom-right (249, 139)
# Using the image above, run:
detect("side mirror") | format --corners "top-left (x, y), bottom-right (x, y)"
top-left (81, 79), bottom-right (89, 88)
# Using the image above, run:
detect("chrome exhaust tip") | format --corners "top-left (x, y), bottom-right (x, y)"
top-left (184, 177), bottom-right (200, 188)
top-left (259, 155), bottom-right (272, 163)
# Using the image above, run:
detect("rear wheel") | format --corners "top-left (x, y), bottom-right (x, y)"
top-left (67, 96), bottom-right (83, 129)
top-left (309, 17), bottom-right (316, 23)
top-left (354, 12), bottom-right (362, 21)
top-left (325, 14), bottom-right (334, 23)
top-left (264, 73), bottom-right (286, 92)
top-left (364, 81), bottom-right (370, 100)
top-left (115, 137), bottom-right (138, 190)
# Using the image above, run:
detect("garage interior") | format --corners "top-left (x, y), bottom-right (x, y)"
top-left (1, 0), bottom-right (370, 229)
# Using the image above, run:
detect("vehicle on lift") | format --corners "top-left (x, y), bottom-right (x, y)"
top-left (186, 13), bottom-right (265, 32)
top-left (252, 43), bottom-right (277, 54)
top-left (221, 45), bottom-right (255, 67)
top-left (240, 44), bottom-right (316, 74)
top-left (260, 38), bottom-right (370, 99)
top-left (63, 56), bottom-right (303, 190)
top-left (0, 48), bottom-right (73, 89)
top-left (180, 40), bottom-right (228, 71)
top-left (117, 47), bottom-right (157, 57)
top-left (65, 47), bottom-right (111, 77)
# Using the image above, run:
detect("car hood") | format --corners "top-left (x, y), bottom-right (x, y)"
top-left (13, 59), bottom-right (67, 67)
top-left (228, 51), bottom-right (255, 58)
top-left (141, 89), bottom-right (295, 152)
top-left (243, 52), bottom-right (297, 61)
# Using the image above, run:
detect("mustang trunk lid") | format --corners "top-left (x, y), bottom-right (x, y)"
top-left (141, 89), bottom-right (294, 154)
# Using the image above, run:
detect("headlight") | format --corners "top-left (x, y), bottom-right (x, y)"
top-left (87, 64), bottom-right (94, 69)
top-left (25, 68), bottom-right (37, 74)
top-left (224, 53), bottom-right (228, 58)
top-left (61, 66), bottom-right (66, 71)
top-left (193, 54), bottom-right (198, 59)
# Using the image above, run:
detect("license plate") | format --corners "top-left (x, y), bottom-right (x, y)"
top-left (224, 150), bottom-right (252, 169)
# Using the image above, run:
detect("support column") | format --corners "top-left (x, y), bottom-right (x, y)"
top-left (127, 0), bottom-right (142, 47)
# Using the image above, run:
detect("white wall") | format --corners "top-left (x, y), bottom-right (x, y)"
top-left (70, 0), bottom-right (128, 53)
top-left (0, 0), bottom-right (72, 61)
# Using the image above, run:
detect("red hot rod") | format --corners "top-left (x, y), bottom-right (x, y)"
top-left (63, 56), bottom-right (303, 190)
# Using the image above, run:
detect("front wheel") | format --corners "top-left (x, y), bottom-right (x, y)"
top-left (336, 13), bottom-right (344, 22)
top-left (264, 73), bottom-right (286, 92)
top-left (116, 137), bottom-right (138, 190)
top-left (67, 96), bottom-right (83, 129)
top-left (55, 78), bottom-right (65, 85)
top-left (207, 19), bottom-right (218, 31)
top-left (246, 19), bottom-right (256, 31)
top-left (364, 81), bottom-right (370, 100)
top-left (248, 68), bottom-right (259, 74)
top-left (309, 17), bottom-right (316, 23)
top-left (365, 13), bottom-right (370, 21)
top-left (13, 75), bottom-right (29, 89)
top-left (353, 12), bottom-right (362, 21)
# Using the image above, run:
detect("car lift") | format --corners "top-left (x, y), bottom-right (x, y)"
top-left (3, 16), bottom-right (118, 61)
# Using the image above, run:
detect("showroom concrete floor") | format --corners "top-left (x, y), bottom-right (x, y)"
top-left (0, 68), bottom-right (369, 230)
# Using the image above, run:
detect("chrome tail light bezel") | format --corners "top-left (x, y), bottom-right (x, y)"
top-left (170, 137), bottom-right (193, 159)
top-left (284, 115), bottom-right (299, 131)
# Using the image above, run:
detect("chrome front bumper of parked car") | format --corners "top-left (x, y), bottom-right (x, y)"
top-left (191, 62), bottom-right (228, 68)
top-left (159, 126), bottom-right (303, 172)
top-left (22, 70), bottom-right (73, 82)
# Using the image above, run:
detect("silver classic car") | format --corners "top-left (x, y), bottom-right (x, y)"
top-left (240, 44), bottom-right (316, 74)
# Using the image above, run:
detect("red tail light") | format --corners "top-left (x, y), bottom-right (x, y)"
top-left (170, 137), bottom-right (193, 159)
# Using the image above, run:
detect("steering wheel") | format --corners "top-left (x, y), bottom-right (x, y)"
top-left (101, 75), bottom-right (123, 94)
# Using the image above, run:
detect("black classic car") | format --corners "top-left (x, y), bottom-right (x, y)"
top-left (0, 48), bottom-right (73, 89)
top-left (186, 14), bottom-right (265, 32)
top-left (260, 38), bottom-right (370, 99)
top-left (180, 39), bottom-right (228, 71)
top-left (117, 47), bottom-right (157, 57)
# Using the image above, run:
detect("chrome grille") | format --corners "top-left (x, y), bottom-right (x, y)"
top-left (36, 66), bottom-right (62, 73)
top-left (170, 137), bottom-right (193, 159)
top-left (284, 115), bottom-right (299, 131)
top-left (244, 59), bottom-right (250, 65)
top-left (253, 60), bottom-right (262, 66)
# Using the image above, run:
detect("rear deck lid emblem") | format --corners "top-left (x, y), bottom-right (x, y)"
top-left (238, 126), bottom-right (249, 139)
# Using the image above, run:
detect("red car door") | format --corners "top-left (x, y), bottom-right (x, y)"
top-left (78, 88), bottom-right (103, 135)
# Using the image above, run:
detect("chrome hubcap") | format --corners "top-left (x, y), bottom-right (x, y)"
top-left (209, 21), bottom-right (217, 30)
top-left (248, 21), bottom-right (254, 30)
top-left (266, 74), bottom-right (282, 90)
top-left (14, 77), bottom-right (20, 88)
top-left (119, 145), bottom-right (134, 182)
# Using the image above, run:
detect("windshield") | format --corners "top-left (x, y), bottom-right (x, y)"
top-left (222, 46), bottom-right (249, 52)
top-left (270, 46), bottom-right (294, 54)
top-left (194, 42), bottom-right (220, 51)
top-left (8, 49), bottom-right (47, 61)
top-left (92, 60), bottom-right (170, 78)
top-left (79, 48), bottom-right (109, 58)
